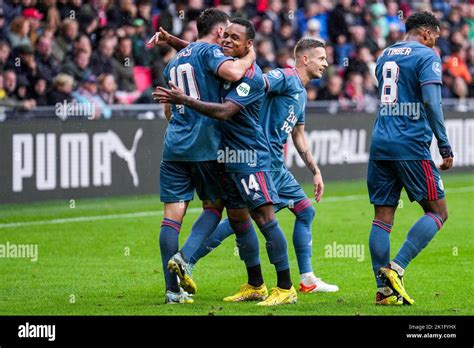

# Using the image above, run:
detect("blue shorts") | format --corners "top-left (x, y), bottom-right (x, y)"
top-left (271, 167), bottom-right (308, 212)
top-left (224, 171), bottom-right (280, 211)
top-left (367, 159), bottom-right (445, 206)
top-left (160, 160), bottom-right (225, 203)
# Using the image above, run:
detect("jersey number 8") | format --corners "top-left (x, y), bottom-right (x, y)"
top-left (380, 61), bottom-right (399, 104)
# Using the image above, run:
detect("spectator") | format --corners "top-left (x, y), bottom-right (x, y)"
top-left (73, 34), bottom-right (92, 57)
top-left (37, 0), bottom-right (61, 33)
top-left (443, 44), bottom-right (472, 86)
top-left (51, 19), bottom-right (79, 63)
top-left (11, 45), bottom-right (38, 89)
top-left (318, 74), bottom-right (343, 101)
top-left (1, 69), bottom-right (36, 110)
top-left (35, 35), bottom-right (60, 84)
top-left (256, 39), bottom-right (276, 72)
top-left (0, 40), bottom-right (10, 72)
top-left (47, 73), bottom-right (74, 105)
top-left (107, 0), bottom-right (137, 29)
top-left (90, 37), bottom-right (115, 76)
top-left (111, 36), bottom-right (136, 92)
top-left (61, 48), bottom-right (92, 83)
top-left (72, 74), bottom-right (111, 119)
top-left (22, 8), bottom-right (44, 45)
top-left (97, 73), bottom-right (118, 104)
top-left (0, 9), bottom-right (9, 42)
top-left (327, 0), bottom-right (351, 44)
top-left (27, 78), bottom-right (48, 105)
top-left (8, 17), bottom-right (31, 48)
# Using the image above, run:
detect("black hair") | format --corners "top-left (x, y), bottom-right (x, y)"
top-left (405, 11), bottom-right (440, 33)
top-left (294, 37), bottom-right (325, 57)
top-left (230, 17), bottom-right (256, 40)
top-left (196, 9), bottom-right (230, 38)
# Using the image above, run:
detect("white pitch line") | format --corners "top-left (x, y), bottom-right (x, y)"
top-left (0, 186), bottom-right (473, 229)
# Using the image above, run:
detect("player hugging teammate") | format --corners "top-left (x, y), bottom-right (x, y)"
top-left (150, 9), bottom-right (452, 307)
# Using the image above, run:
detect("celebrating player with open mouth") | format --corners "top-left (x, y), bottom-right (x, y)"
top-left (368, 11), bottom-right (453, 305)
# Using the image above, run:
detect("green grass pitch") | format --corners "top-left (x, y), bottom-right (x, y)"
top-left (0, 173), bottom-right (472, 316)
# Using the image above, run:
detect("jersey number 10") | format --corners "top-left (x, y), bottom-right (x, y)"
top-left (380, 61), bottom-right (399, 104)
top-left (169, 63), bottom-right (200, 99)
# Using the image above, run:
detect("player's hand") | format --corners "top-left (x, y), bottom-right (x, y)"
top-left (153, 81), bottom-right (186, 104)
top-left (146, 27), bottom-right (171, 48)
top-left (313, 172), bottom-right (324, 203)
top-left (439, 157), bottom-right (453, 170)
top-left (246, 45), bottom-right (256, 61)
top-left (439, 146), bottom-right (454, 170)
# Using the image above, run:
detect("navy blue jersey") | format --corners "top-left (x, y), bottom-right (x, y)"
top-left (370, 41), bottom-right (443, 160)
top-left (219, 64), bottom-right (268, 173)
top-left (262, 68), bottom-right (307, 170)
top-left (162, 42), bottom-right (232, 161)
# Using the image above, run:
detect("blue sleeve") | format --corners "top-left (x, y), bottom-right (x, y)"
top-left (297, 109), bottom-right (305, 125)
top-left (225, 77), bottom-right (262, 108)
top-left (421, 83), bottom-right (450, 148)
top-left (418, 52), bottom-right (442, 87)
top-left (204, 45), bottom-right (233, 75)
top-left (263, 69), bottom-right (288, 94)
top-left (163, 62), bottom-right (171, 84)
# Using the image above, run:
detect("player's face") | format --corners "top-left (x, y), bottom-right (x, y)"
top-left (221, 23), bottom-right (252, 58)
top-left (421, 27), bottom-right (440, 48)
top-left (304, 47), bottom-right (328, 79)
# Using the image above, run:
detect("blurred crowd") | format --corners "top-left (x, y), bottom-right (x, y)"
top-left (0, 0), bottom-right (472, 117)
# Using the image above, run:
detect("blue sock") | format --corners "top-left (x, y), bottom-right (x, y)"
top-left (180, 208), bottom-right (222, 262)
top-left (369, 219), bottom-right (392, 288)
top-left (231, 219), bottom-right (260, 267)
top-left (393, 213), bottom-right (443, 269)
top-left (189, 218), bottom-right (234, 265)
top-left (291, 200), bottom-right (315, 275)
top-left (159, 218), bottom-right (181, 292)
top-left (258, 219), bottom-right (289, 272)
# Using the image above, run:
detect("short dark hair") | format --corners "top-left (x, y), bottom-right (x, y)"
top-left (294, 38), bottom-right (325, 58)
top-left (230, 18), bottom-right (256, 40)
top-left (196, 9), bottom-right (229, 38)
top-left (405, 11), bottom-right (440, 33)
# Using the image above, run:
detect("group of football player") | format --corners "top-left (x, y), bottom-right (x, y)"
top-left (150, 9), bottom-right (453, 307)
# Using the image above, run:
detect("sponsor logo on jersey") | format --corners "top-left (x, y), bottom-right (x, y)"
top-left (236, 82), bottom-right (250, 97)
top-left (214, 48), bottom-right (224, 57)
top-left (432, 62), bottom-right (441, 77)
top-left (269, 69), bottom-right (283, 79)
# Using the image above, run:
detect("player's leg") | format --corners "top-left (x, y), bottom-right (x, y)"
top-left (232, 171), bottom-right (296, 305)
top-left (275, 168), bottom-right (338, 293)
top-left (367, 160), bottom-right (403, 305)
top-left (168, 161), bottom-right (225, 294)
top-left (218, 173), bottom-right (267, 302)
top-left (223, 206), bottom-right (268, 302)
top-left (159, 161), bottom-right (193, 304)
top-left (189, 218), bottom-right (234, 266)
top-left (387, 160), bottom-right (447, 304)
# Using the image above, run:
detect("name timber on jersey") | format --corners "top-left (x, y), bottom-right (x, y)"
top-left (262, 68), bottom-right (307, 170)
top-left (221, 63), bottom-right (269, 173)
top-left (162, 42), bottom-right (232, 162)
top-left (371, 41), bottom-right (443, 161)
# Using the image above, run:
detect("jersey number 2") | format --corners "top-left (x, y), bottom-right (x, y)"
top-left (169, 63), bottom-right (200, 99)
top-left (380, 61), bottom-right (399, 103)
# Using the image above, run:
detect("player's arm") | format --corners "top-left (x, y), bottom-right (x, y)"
top-left (153, 82), bottom-right (240, 120)
top-left (217, 46), bottom-right (256, 82)
top-left (421, 83), bottom-right (453, 170)
top-left (292, 124), bottom-right (324, 202)
top-left (146, 27), bottom-right (189, 51)
top-left (163, 103), bottom-right (171, 121)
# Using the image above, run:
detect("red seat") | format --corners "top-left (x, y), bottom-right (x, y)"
top-left (133, 66), bottom-right (152, 92)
